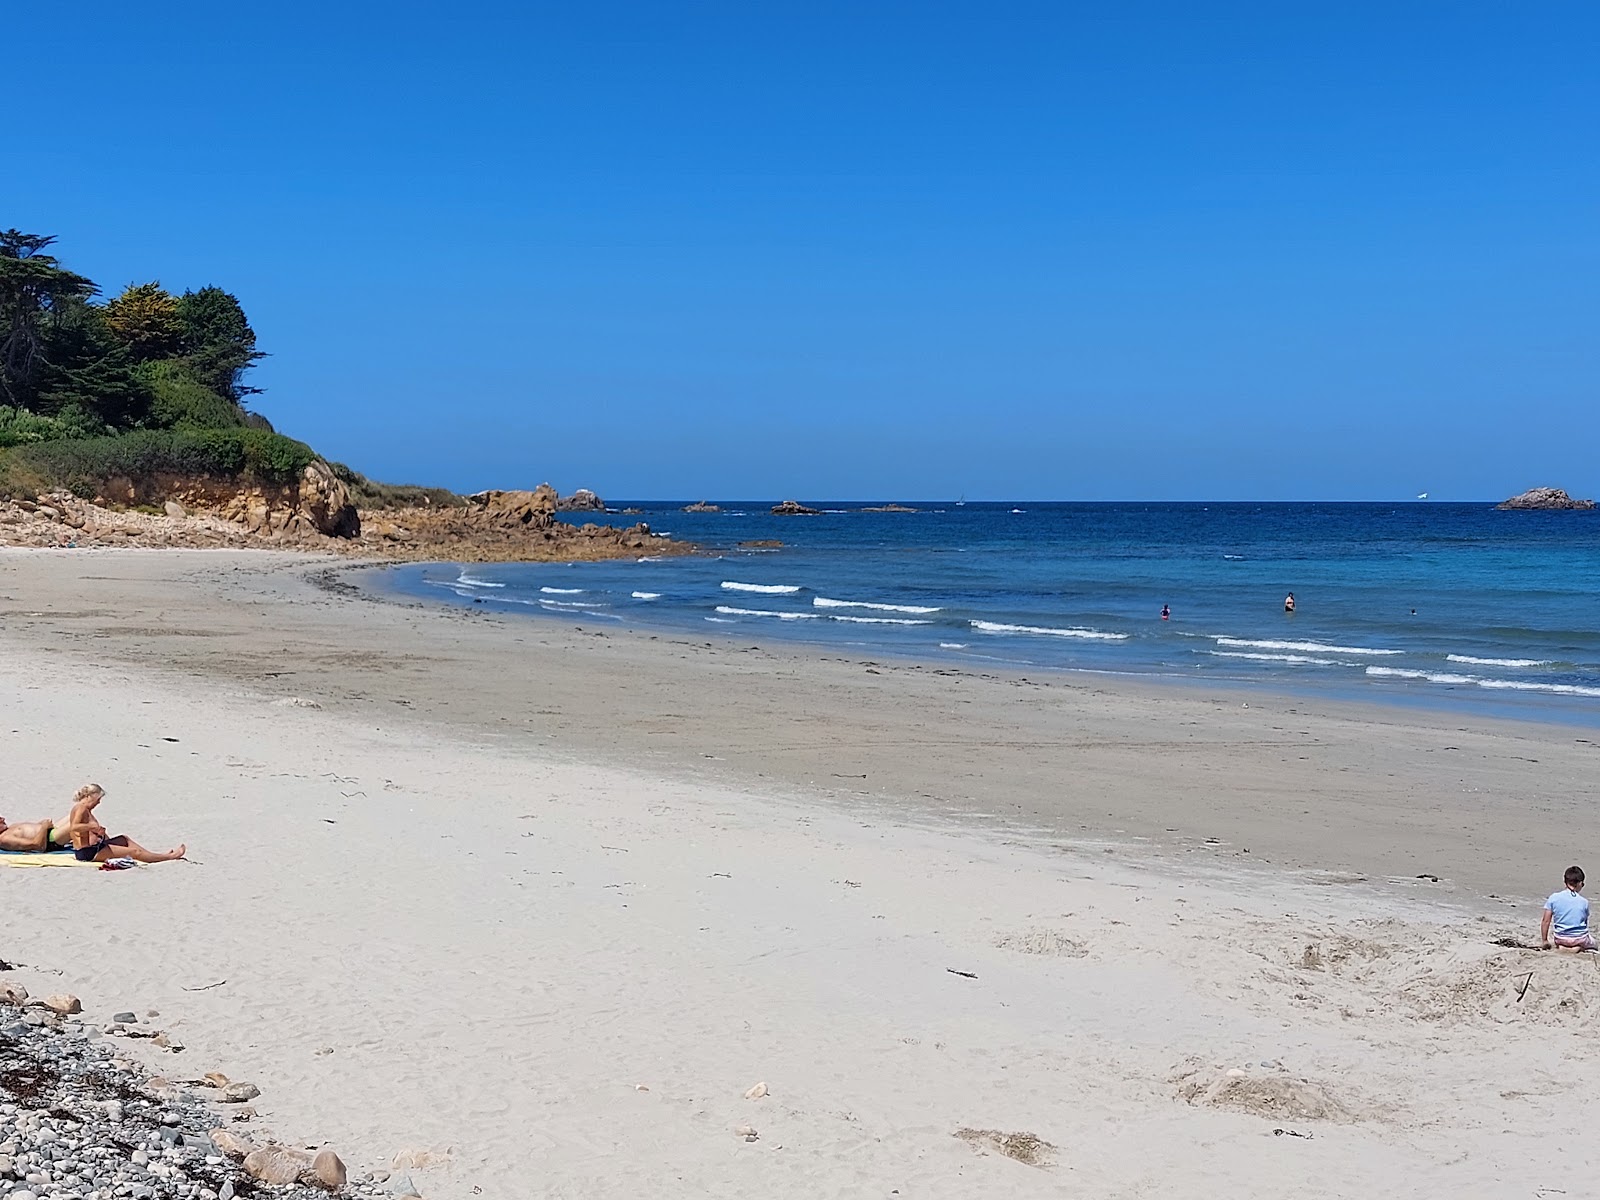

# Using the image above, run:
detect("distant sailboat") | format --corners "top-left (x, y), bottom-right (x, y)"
top-left (955, 494), bottom-right (966, 507)
top-left (1417, 491), bottom-right (1429, 500)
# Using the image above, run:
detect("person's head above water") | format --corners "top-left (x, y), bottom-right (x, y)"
top-left (1565, 865), bottom-right (1585, 891)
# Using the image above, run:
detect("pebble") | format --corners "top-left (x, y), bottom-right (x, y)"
top-left (0, 1003), bottom-right (385, 1200)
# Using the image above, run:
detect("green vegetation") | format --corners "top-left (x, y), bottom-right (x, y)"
top-left (0, 227), bottom-right (300, 499)
top-left (327, 461), bottom-right (465, 510)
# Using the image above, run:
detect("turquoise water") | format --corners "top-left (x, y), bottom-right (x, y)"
top-left (383, 502), bottom-right (1600, 725)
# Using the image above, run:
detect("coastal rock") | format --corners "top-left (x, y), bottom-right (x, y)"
top-left (242, 1146), bottom-right (312, 1185)
top-left (312, 1148), bottom-right (349, 1187)
top-left (771, 499), bottom-right (821, 515)
top-left (683, 501), bottom-right (722, 512)
top-left (466, 484), bottom-right (560, 530)
top-left (861, 503), bottom-right (918, 512)
top-left (296, 460), bottom-right (362, 537)
top-left (220, 1081), bottom-right (262, 1103)
top-left (42, 994), bottom-right (82, 1015)
top-left (163, 500), bottom-right (188, 519)
top-left (210, 1128), bottom-right (257, 1160)
top-left (739, 539), bottom-right (783, 548)
top-left (0, 982), bottom-right (26, 1005)
top-left (1497, 487), bottom-right (1595, 511)
top-left (555, 488), bottom-right (606, 512)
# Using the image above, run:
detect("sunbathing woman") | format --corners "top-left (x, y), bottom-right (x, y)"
top-left (55, 784), bottom-right (186, 864)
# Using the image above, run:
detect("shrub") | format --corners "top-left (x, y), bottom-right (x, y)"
top-left (6, 428), bottom-right (318, 490)
top-left (138, 361), bottom-right (245, 431)
top-left (0, 406), bottom-right (75, 448)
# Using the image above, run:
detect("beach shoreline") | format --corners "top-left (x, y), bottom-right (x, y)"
top-left (3, 547), bottom-right (1596, 1197)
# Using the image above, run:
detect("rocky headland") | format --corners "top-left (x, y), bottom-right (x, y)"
top-left (0, 472), bottom-right (690, 563)
top-left (1497, 487), bottom-right (1596, 511)
top-left (682, 501), bottom-right (721, 513)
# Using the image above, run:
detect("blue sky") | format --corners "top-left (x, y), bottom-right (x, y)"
top-left (13, 3), bottom-right (1598, 499)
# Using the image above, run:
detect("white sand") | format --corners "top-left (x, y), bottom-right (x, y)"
top-left (1, 550), bottom-right (1596, 1198)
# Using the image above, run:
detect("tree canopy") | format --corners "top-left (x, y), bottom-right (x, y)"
top-left (0, 229), bottom-right (267, 436)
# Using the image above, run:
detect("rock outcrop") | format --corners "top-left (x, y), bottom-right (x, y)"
top-left (771, 499), bottom-right (822, 515)
top-left (862, 504), bottom-right (917, 512)
top-left (1498, 487), bottom-right (1595, 511)
top-left (358, 482), bottom-right (690, 563)
top-left (555, 488), bottom-right (606, 511)
top-left (683, 501), bottom-right (721, 512)
top-left (0, 474), bottom-right (691, 563)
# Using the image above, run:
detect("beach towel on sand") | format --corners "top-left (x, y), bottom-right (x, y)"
top-left (0, 848), bottom-right (99, 869)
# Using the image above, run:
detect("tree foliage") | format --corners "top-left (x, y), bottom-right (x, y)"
top-left (0, 231), bottom-right (269, 436)
top-left (102, 282), bottom-right (184, 363)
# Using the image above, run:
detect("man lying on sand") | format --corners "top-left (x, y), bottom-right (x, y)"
top-left (0, 785), bottom-right (186, 864)
top-left (0, 815), bottom-right (58, 852)
top-left (1542, 865), bottom-right (1594, 950)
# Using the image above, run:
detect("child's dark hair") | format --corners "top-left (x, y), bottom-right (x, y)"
top-left (1565, 865), bottom-right (1585, 887)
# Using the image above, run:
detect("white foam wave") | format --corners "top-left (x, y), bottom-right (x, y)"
top-left (1367, 666), bottom-right (1600, 698)
top-left (715, 605), bottom-right (818, 620)
top-left (1446, 654), bottom-right (1553, 668)
top-left (631, 591), bottom-right (661, 600)
top-left (1475, 679), bottom-right (1600, 697)
top-left (539, 586), bottom-right (584, 594)
top-left (455, 574), bottom-right (505, 589)
top-left (828, 615), bottom-right (932, 626)
top-left (939, 642), bottom-right (969, 649)
top-left (1208, 650), bottom-right (1338, 666)
top-left (1216, 637), bottom-right (1402, 656)
top-left (539, 599), bottom-right (603, 610)
top-left (721, 581), bottom-right (802, 594)
top-left (971, 620), bottom-right (1129, 641)
top-left (813, 596), bottom-right (942, 614)
top-left (1366, 667), bottom-right (1478, 685)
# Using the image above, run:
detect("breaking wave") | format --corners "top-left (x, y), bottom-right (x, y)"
top-left (972, 620), bottom-right (1128, 641)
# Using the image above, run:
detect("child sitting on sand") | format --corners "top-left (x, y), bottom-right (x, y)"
top-left (1542, 866), bottom-right (1594, 950)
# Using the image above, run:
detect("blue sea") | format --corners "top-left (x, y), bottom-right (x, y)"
top-left (382, 502), bottom-right (1600, 725)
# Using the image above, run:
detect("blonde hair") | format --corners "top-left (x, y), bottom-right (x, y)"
top-left (72, 784), bottom-right (103, 803)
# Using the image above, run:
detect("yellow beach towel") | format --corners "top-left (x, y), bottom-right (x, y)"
top-left (0, 851), bottom-right (97, 869)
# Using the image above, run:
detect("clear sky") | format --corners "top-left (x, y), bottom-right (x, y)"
top-left (12, 3), bottom-right (1598, 500)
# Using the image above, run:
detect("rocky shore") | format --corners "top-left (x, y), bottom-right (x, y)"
top-left (0, 979), bottom-right (409, 1199)
top-left (0, 480), bottom-right (690, 564)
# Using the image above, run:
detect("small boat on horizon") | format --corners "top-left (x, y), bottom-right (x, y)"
top-left (1417, 491), bottom-right (1429, 500)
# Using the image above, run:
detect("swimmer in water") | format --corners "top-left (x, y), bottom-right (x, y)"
top-left (1284, 592), bottom-right (1296, 613)
top-left (1161, 604), bottom-right (1170, 621)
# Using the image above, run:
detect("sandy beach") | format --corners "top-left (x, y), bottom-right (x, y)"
top-left (3, 548), bottom-right (1597, 1199)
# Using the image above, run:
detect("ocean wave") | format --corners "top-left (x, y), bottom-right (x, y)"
top-left (714, 605), bottom-right (818, 620)
top-left (828, 615), bottom-right (932, 626)
top-left (1475, 679), bottom-right (1600, 697)
top-left (539, 587), bottom-right (584, 594)
top-left (813, 596), bottom-right (941, 614)
top-left (1222, 554), bottom-right (1246, 560)
top-left (1366, 667), bottom-right (1478, 685)
top-left (1368, 666), bottom-right (1600, 698)
top-left (1216, 637), bottom-right (1402, 656)
top-left (1208, 650), bottom-right (1338, 666)
top-left (939, 642), bottom-right (969, 649)
top-left (455, 574), bottom-right (505, 589)
top-left (631, 591), bottom-right (661, 600)
top-left (971, 620), bottom-right (1129, 641)
top-left (538, 599), bottom-right (603, 610)
top-left (721, 581), bottom-right (802, 594)
top-left (1446, 654), bottom-right (1553, 668)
